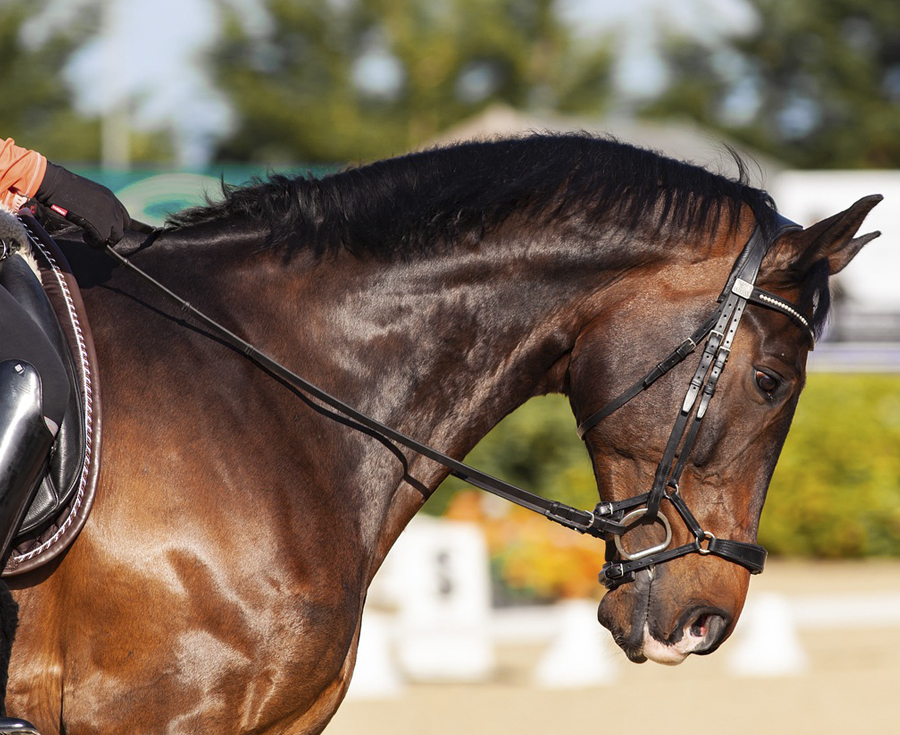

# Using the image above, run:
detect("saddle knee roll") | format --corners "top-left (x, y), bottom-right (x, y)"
top-left (0, 360), bottom-right (55, 557)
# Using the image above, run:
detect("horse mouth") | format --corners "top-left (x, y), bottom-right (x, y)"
top-left (622, 643), bottom-right (648, 664)
top-left (638, 623), bottom-right (691, 665)
top-left (638, 610), bottom-right (730, 664)
top-left (598, 568), bottom-right (654, 663)
top-left (598, 569), bottom-right (731, 665)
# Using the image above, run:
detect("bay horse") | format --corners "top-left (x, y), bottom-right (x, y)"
top-left (4, 134), bottom-right (880, 733)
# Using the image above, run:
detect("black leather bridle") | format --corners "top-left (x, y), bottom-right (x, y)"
top-left (576, 213), bottom-right (814, 589)
top-left (25, 209), bottom-right (813, 593)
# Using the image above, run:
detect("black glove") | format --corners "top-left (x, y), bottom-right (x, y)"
top-left (35, 162), bottom-right (132, 248)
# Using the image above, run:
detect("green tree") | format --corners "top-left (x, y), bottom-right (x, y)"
top-left (212, 0), bottom-right (613, 163)
top-left (0, 0), bottom-right (173, 164)
top-left (761, 375), bottom-right (900, 557)
top-left (0, 0), bottom-right (102, 160)
top-left (426, 395), bottom-right (596, 517)
top-left (645, 0), bottom-right (900, 168)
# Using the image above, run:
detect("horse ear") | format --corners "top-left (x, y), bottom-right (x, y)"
top-left (772, 194), bottom-right (883, 276)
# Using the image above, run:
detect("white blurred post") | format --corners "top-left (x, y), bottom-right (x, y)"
top-left (345, 611), bottom-right (404, 700)
top-left (534, 599), bottom-right (619, 688)
top-left (727, 592), bottom-right (808, 677)
top-left (101, 0), bottom-right (130, 170)
top-left (391, 518), bottom-right (495, 682)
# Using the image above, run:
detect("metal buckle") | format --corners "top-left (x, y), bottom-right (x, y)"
top-left (697, 530), bottom-right (717, 555)
top-left (676, 337), bottom-right (696, 357)
top-left (546, 503), bottom-right (596, 533)
top-left (613, 508), bottom-right (673, 561)
top-left (576, 509), bottom-right (596, 532)
top-left (732, 278), bottom-right (754, 299)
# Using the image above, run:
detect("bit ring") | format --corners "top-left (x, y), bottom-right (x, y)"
top-left (614, 508), bottom-right (673, 561)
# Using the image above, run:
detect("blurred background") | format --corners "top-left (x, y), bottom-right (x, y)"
top-left (2, 0), bottom-right (898, 732)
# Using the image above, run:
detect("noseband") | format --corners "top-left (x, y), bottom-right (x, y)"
top-left (52, 209), bottom-right (813, 594)
top-left (577, 213), bottom-right (814, 589)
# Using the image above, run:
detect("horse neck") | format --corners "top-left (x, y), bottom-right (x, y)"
top-left (151, 217), bottom-right (723, 476)
top-left (144, 216), bottom-right (735, 570)
top-left (301, 234), bottom-right (695, 515)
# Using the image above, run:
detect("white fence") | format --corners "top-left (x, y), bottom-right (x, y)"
top-left (349, 518), bottom-right (900, 698)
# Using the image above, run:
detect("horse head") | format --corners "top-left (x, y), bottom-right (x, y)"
top-left (568, 195), bottom-right (881, 665)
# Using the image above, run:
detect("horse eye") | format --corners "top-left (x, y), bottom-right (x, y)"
top-left (755, 369), bottom-right (779, 395)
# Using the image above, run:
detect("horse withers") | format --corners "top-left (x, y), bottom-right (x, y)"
top-left (4, 135), bottom-right (881, 733)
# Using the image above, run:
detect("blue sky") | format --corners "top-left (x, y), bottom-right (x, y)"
top-left (557, 0), bottom-right (758, 99)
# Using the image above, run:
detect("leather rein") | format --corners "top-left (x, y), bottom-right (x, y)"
top-left (70, 211), bottom-right (811, 592)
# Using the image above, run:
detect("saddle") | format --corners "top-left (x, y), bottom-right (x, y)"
top-left (0, 211), bottom-right (101, 577)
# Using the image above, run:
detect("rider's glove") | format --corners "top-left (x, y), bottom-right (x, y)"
top-left (35, 162), bottom-right (132, 249)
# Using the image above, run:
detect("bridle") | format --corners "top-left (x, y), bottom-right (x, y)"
top-left (19, 209), bottom-right (813, 593)
top-left (576, 212), bottom-right (814, 589)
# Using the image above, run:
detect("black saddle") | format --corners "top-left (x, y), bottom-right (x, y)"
top-left (0, 252), bottom-right (83, 538)
top-left (0, 212), bottom-right (101, 576)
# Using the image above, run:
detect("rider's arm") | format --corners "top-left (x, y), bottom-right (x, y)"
top-left (0, 136), bottom-right (132, 247)
top-left (0, 138), bottom-right (47, 211)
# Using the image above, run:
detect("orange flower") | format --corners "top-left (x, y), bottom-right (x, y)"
top-left (444, 493), bottom-right (606, 600)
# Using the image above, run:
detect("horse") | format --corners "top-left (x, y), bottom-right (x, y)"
top-left (3, 134), bottom-right (880, 734)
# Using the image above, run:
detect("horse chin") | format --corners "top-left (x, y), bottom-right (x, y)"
top-left (637, 623), bottom-right (693, 666)
top-left (597, 568), bottom-right (655, 663)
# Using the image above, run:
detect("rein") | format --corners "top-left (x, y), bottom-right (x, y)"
top-left (27, 212), bottom-right (813, 592)
top-left (90, 226), bottom-right (606, 537)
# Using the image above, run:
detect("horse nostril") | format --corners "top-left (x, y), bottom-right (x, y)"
top-left (690, 614), bottom-right (710, 638)
top-left (684, 609), bottom-right (729, 654)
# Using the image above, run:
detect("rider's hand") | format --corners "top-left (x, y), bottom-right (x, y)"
top-left (35, 162), bottom-right (132, 248)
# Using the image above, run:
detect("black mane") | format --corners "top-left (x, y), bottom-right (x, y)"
top-left (168, 133), bottom-right (776, 259)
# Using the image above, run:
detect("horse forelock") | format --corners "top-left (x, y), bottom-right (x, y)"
top-left (166, 134), bottom-right (777, 260)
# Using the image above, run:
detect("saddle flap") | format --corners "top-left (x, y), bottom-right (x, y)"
top-left (0, 254), bottom-right (85, 534)
top-left (2, 213), bottom-right (101, 577)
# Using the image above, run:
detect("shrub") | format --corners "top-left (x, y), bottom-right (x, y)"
top-left (427, 375), bottom-right (900, 598)
top-left (761, 374), bottom-right (900, 557)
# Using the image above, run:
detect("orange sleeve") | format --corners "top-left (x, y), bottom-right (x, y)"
top-left (0, 137), bottom-right (47, 210)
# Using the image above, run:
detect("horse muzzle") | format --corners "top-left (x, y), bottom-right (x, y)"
top-left (597, 562), bottom-right (738, 666)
